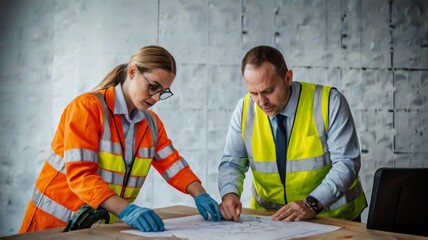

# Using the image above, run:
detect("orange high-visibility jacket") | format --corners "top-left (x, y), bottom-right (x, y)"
top-left (19, 86), bottom-right (200, 233)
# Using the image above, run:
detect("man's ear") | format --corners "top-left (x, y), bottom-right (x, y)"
top-left (285, 69), bottom-right (293, 86)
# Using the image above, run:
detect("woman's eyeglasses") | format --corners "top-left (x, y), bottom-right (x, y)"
top-left (143, 75), bottom-right (173, 100)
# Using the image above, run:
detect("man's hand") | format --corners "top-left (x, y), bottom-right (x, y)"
top-left (219, 193), bottom-right (242, 222)
top-left (118, 204), bottom-right (165, 232)
top-left (272, 200), bottom-right (316, 222)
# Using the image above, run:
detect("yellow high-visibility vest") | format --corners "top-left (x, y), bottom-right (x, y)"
top-left (241, 82), bottom-right (367, 220)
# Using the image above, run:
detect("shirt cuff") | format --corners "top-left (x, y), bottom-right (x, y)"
top-left (220, 185), bottom-right (240, 199)
top-left (310, 184), bottom-right (335, 210)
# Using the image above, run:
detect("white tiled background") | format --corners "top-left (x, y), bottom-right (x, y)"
top-left (0, 0), bottom-right (427, 236)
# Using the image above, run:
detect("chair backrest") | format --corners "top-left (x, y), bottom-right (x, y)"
top-left (366, 167), bottom-right (428, 236)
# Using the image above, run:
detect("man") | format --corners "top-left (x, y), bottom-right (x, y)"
top-left (218, 45), bottom-right (366, 222)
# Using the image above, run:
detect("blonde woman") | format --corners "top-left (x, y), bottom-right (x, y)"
top-left (20, 45), bottom-right (220, 233)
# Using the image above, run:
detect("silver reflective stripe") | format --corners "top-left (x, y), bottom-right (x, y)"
top-left (251, 154), bottom-right (331, 173)
top-left (155, 145), bottom-right (174, 160)
top-left (46, 150), bottom-right (66, 174)
top-left (250, 161), bottom-right (277, 173)
top-left (99, 139), bottom-right (122, 155)
top-left (161, 158), bottom-right (189, 180)
top-left (243, 97), bottom-right (255, 158)
top-left (252, 185), bottom-right (284, 210)
top-left (99, 168), bottom-right (146, 188)
top-left (92, 93), bottom-right (123, 156)
top-left (64, 148), bottom-right (98, 163)
top-left (98, 168), bottom-right (125, 185)
top-left (124, 121), bottom-right (135, 165)
top-left (91, 93), bottom-right (111, 141)
top-left (127, 175), bottom-right (146, 188)
top-left (313, 85), bottom-right (328, 152)
top-left (327, 180), bottom-right (364, 210)
top-left (143, 111), bottom-right (158, 147)
top-left (140, 147), bottom-right (155, 158)
top-left (287, 153), bottom-right (331, 172)
top-left (31, 187), bottom-right (73, 222)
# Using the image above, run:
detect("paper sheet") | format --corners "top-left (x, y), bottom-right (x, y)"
top-left (121, 214), bottom-right (341, 240)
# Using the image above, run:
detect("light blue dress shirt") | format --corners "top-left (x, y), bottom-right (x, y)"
top-left (114, 84), bottom-right (146, 165)
top-left (218, 81), bottom-right (361, 209)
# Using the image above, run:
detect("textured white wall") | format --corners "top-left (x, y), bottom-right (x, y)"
top-left (1, 0), bottom-right (427, 236)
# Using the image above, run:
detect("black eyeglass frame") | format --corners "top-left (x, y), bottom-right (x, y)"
top-left (143, 75), bottom-right (173, 100)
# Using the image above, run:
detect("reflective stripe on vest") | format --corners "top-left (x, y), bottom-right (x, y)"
top-left (98, 169), bottom-right (146, 188)
top-left (91, 92), bottom-right (158, 199)
top-left (143, 110), bottom-right (158, 146)
top-left (250, 153), bottom-right (331, 173)
top-left (99, 140), bottom-right (122, 155)
top-left (243, 82), bottom-right (366, 219)
top-left (328, 180), bottom-right (363, 210)
top-left (31, 187), bottom-right (73, 222)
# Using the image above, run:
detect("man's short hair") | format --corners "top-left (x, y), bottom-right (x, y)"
top-left (241, 45), bottom-right (288, 78)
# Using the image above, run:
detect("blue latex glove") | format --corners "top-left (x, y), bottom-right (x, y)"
top-left (194, 193), bottom-right (221, 221)
top-left (118, 204), bottom-right (165, 232)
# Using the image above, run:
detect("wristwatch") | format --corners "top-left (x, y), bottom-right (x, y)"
top-left (304, 195), bottom-right (324, 214)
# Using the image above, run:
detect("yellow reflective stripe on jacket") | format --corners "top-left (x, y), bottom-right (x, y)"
top-left (98, 152), bottom-right (152, 175)
top-left (108, 183), bottom-right (140, 200)
top-left (31, 187), bottom-right (73, 222)
top-left (130, 157), bottom-right (152, 176)
top-left (98, 152), bottom-right (126, 172)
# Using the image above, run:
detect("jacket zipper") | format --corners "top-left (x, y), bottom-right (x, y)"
top-left (119, 126), bottom-right (148, 198)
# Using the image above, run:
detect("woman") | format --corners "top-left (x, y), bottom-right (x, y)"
top-left (19, 45), bottom-right (221, 233)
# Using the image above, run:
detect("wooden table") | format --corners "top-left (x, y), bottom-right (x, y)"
top-left (3, 205), bottom-right (427, 239)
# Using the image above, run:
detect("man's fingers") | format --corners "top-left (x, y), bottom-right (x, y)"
top-left (220, 202), bottom-right (238, 221)
top-left (220, 203), bottom-right (233, 220)
top-left (227, 204), bottom-right (239, 222)
top-left (235, 207), bottom-right (241, 221)
top-left (272, 206), bottom-right (289, 221)
top-left (272, 201), bottom-right (315, 222)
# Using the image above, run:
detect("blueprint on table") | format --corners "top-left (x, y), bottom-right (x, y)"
top-left (120, 214), bottom-right (341, 240)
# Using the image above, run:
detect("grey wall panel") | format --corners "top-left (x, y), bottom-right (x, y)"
top-left (1, 0), bottom-right (428, 236)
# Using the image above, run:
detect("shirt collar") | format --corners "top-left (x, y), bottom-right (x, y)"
top-left (269, 81), bottom-right (300, 120)
top-left (114, 84), bottom-right (145, 123)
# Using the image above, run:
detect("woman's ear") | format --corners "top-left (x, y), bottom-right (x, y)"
top-left (127, 64), bottom-right (136, 80)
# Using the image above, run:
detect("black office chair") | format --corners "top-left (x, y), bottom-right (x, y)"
top-left (366, 167), bottom-right (428, 236)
